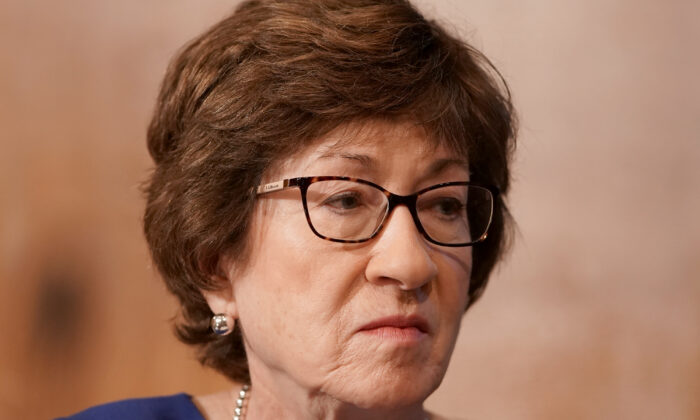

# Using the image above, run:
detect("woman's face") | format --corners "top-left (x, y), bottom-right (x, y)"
top-left (220, 120), bottom-right (472, 409)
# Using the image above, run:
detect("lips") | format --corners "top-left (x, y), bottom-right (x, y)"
top-left (357, 315), bottom-right (430, 335)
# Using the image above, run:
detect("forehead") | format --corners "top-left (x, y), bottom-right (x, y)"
top-left (273, 119), bottom-right (467, 177)
top-left (317, 120), bottom-right (438, 154)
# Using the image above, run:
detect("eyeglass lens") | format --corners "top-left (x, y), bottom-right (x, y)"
top-left (303, 180), bottom-right (493, 245)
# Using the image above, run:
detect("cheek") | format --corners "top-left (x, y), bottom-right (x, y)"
top-left (234, 205), bottom-right (366, 371)
top-left (437, 246), bottom-right (472, 303)
top-left (430, 248), bottom-right (472, 353)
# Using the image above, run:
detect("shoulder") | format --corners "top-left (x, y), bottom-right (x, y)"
top-left (56, 393), bottom-right (204, 420)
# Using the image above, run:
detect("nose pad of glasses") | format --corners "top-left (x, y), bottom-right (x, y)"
top-left (381, 194), bottom-right (427, 237)
top-left (367, 201), bottom-right (391, 238)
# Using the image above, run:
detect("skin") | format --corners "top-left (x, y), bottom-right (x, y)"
top-left (199, 119), bottom-right (472, 420)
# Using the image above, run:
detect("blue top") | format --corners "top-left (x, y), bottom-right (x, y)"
top-left (56, 393), bottom-right (205, 420)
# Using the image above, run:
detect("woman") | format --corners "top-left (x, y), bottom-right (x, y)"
top-left (62, 0), bottom-right (515, 418)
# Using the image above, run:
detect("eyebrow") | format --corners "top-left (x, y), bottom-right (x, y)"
top-left (317, 150), bottom-right (468, 178)
top-left (425, 158), bottom-right (469, 177)
top-left (317, 151), bottom-right (377, 170)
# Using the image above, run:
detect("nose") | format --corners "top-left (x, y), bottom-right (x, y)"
top-left (364, 205), bottom-right (438, 291)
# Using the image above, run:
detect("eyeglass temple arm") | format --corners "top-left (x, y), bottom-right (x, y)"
top-left (255, 178), bottom-right (301, 195)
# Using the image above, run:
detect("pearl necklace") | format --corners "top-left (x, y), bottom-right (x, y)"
top-left (232, 384), bottom-right (250, 420)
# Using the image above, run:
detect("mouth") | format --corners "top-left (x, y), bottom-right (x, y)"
top-left (357, 315), bottom-right (430, 342)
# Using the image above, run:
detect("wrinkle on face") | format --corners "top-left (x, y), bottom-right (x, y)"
top-left (220, 119), bottom-right (472, 417)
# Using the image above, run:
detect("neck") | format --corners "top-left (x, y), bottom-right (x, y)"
top-left (246, 388), bottom-right (428, 420)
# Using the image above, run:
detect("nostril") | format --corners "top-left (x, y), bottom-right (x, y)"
top-left (398, 281), bottom-right (432, 304)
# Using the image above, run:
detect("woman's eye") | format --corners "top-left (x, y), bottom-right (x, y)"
top-left (322, 192), bottom-right (362, 210)
top-left (431, 197), bottom-right (465, 217)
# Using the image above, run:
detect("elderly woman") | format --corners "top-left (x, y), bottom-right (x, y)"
top-left (62, 0), bottom-right (515, 419)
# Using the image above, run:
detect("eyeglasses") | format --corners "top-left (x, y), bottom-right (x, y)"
top-left (255, 176), bottom-right (497, 247)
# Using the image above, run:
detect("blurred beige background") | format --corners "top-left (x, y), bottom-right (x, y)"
top-left (1, 0), bottom-right (698, 419)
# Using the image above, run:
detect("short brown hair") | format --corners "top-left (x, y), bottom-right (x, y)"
top-left (144, 0), bottom-right (516, 382)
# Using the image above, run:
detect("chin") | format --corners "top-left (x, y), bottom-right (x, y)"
top-left (345, 387), bottom-right (432, 411)
top-left (338, 369), bottom-right (442, 410)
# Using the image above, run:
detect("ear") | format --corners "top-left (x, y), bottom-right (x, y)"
top-left (201, 255), bottom-right (239, 320)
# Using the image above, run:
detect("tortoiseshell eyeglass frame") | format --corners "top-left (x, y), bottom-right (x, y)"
top-left (255, 176), bottom-right (499, 247)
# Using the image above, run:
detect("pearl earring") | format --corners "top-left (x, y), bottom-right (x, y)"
top-left (210, 313), bottom-right (234, 335)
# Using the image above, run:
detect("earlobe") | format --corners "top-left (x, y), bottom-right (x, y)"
top-left (201, 271), bottom-right (239, 321)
